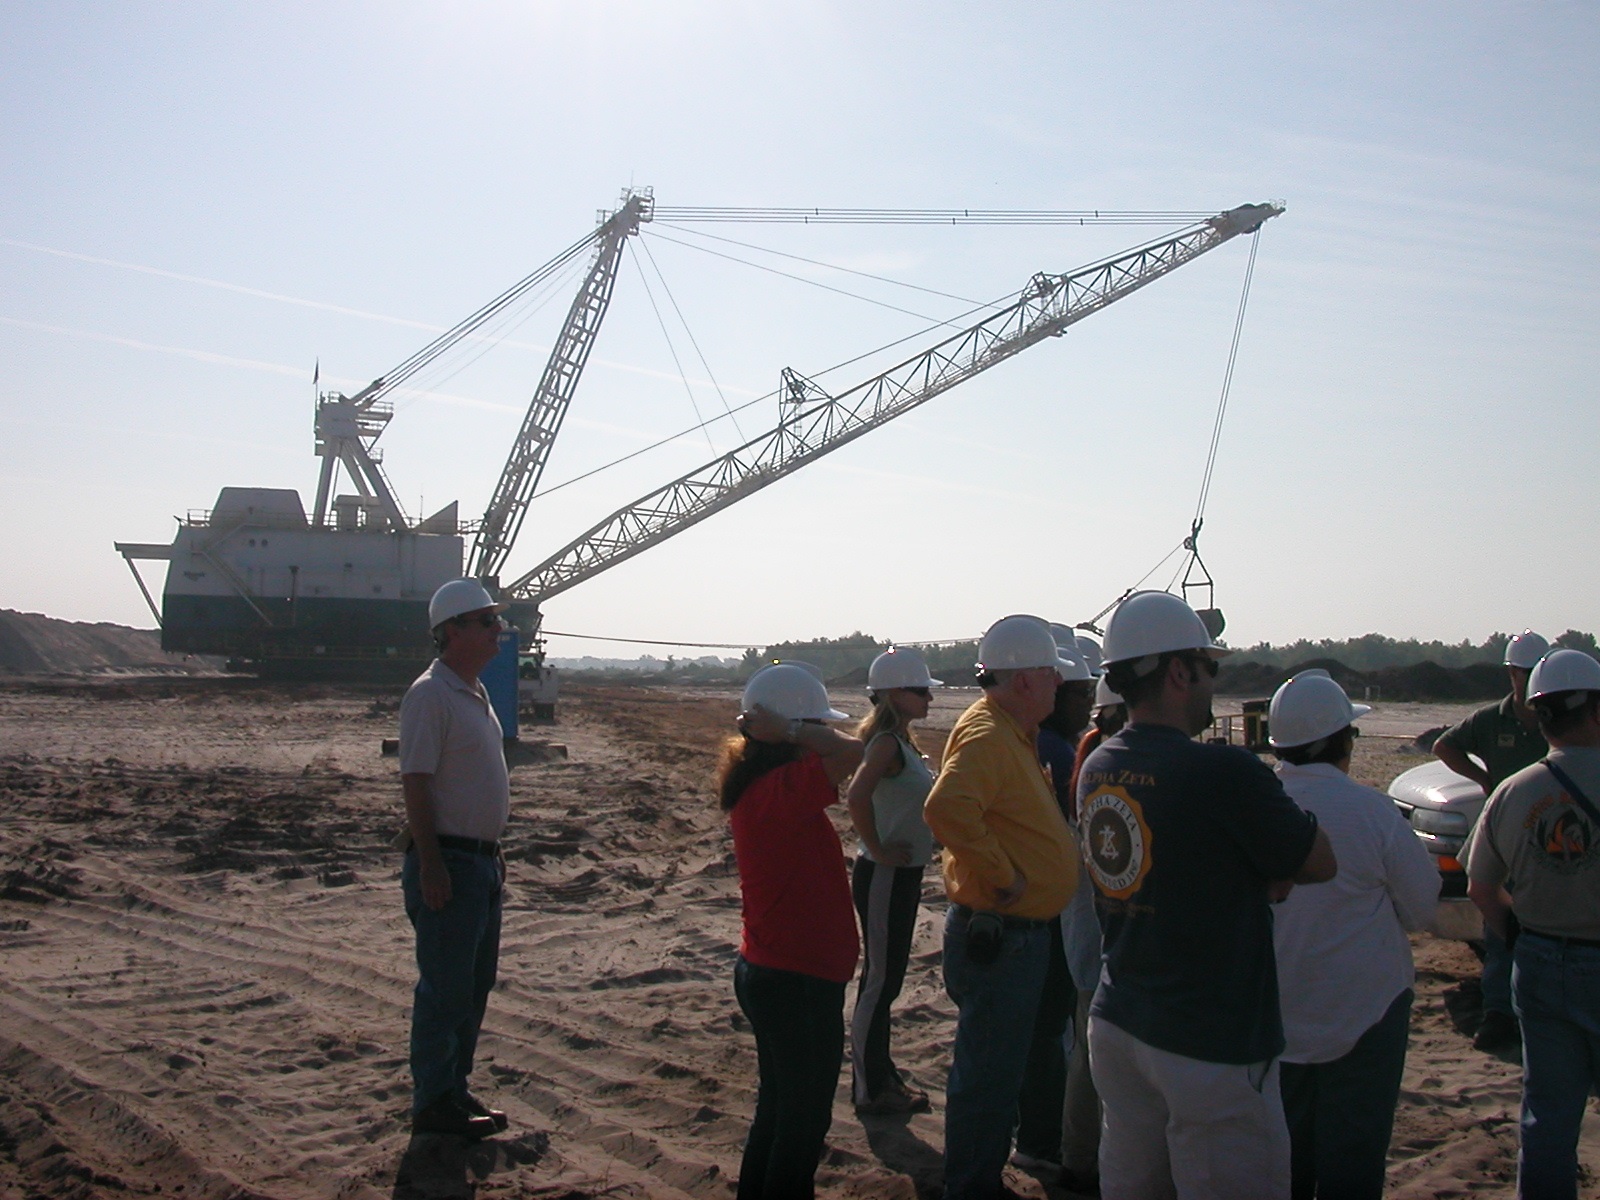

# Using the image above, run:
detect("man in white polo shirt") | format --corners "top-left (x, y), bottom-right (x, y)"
top-left (399, 578), bottom-right (512, 1139)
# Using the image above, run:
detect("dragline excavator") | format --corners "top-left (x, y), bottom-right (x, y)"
top-left (115, 189), bottom-right (1280, 681)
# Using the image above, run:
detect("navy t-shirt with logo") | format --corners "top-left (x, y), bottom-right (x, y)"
top-left (1077, 722), bottom-right (1319, 1064)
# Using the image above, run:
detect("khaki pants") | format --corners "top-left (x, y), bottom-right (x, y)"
top-left (1090, 1016), bottom-right (1290, 1200)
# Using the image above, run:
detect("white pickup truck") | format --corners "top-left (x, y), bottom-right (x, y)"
top-left (1388, 758), bottom-right (1486, 940)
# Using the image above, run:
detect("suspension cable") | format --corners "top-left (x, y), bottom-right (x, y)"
top-left (525, 288), bottom-right (1016, 504)
top-left (385, 252), bottom-right (592, 419)
top-left (352, 226), bottom-right (602, 403)
top-left (644, 228), bottom-right (979, 329)
top-left (628, 243), bottom-right (719, 454)
top-left (1081, 229), bottom-right (1264, 630)
top-left (1192, 230), bottom-right (1261, 531)
top-left (638, 237), bottom-right (746, 442)
top-left (651, 207), bottom-right (1213, 225)
top-left (652, 222), bottom-right (992, 307)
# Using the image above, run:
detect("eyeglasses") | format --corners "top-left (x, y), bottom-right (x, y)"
top-left (901, 687), bottom-right (932, 699)
top-left (1182, 654), bottom-right (1220, 679)
top-left (453, 613), bottom-right (504, 630)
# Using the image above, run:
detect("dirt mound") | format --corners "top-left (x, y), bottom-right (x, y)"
top-left (1218, 657), bottom-right (1507, 702)
top-left (0, 609), bottom-right (218, 675)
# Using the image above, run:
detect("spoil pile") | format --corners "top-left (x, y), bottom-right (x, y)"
top-left (0, 609), bottom-right (215, 675)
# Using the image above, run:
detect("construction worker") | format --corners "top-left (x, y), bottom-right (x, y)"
top-left (1269, 670), bottom-right (1440, 1200)
top-left (1013, 628), bottom-right (1096, 1183)
top-left (1466, 649), bottom-right (1600, 1200)
top-left (1435, 628), bottom-right (1550, 1052)
top-left (924, 614), bottom-right (1080, 1200)
top-left (846, 646), bottom-right (942, 1116)
top-left (724, 662), bottom-right (865, 1198)
top-left (398, 578), bottom-right (513, 1140)
top-left (1078, 591), bottom-right (1336, 1200)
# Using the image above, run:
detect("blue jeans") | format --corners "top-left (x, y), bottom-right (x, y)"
top-left (1015, 918), bottom-right (1072, 1161)
top-left (402, 847), bottom-right (503, 1114)
top-left (1482, 923), bottom-right (1515, 1016)
top-left (1279, 988), bottom-right (1413, 1200)
top-left (942, 906), bottom-right (1051, 1200)
top-left (1513, 933), bottom-right (1600, 1200)
top-left (734, 958), bottom-right (845, 1200)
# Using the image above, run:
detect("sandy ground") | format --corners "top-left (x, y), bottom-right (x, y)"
top-left (0, 677), bottom-right (1596, 1199)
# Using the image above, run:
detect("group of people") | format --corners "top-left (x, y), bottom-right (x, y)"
top-left (392, 578), bottom-right (1600, 1200)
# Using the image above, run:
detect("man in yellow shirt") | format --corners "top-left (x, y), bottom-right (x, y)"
top-left (925, 614), bottom-right (1081, 1200)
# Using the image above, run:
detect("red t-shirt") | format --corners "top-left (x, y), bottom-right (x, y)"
top-left (729, 751), bottom-right (860, 984)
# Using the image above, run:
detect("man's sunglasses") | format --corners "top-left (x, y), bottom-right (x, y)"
top-left (901, 686), bottom-right (932, 698)
top-left (1182, 654), bottom-right (1220, 678)
top-left (452, 613), bottom-right (504, 629)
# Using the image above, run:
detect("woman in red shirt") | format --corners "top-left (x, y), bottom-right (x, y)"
top-left (722, 663), bottom-right (864, 1199)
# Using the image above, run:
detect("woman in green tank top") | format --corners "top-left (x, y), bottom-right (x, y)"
top-left (846, 646), bottom-right (942, 1114)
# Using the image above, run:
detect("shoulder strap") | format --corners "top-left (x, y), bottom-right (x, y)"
top-left (1543, 757), bottom-right (1600, 827)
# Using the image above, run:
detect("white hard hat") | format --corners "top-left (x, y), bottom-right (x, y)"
top-left (1045, 624), bottom-right (1097, 682)
top-left (1075, 635), bottom-right (1105, 677)
top-left (1094, 676), bottom-right (1124, 709)
top-left (1268, 669), bottom-right (1371, 748)
top-left (742, 662), bottom-right (849, 721)
top-left (1527, 649), bottom-right (1600, 705)
top-left (1101, 591), bottom-right (1233, 666)
top-left (977, 614), bottom-right (1080, 677)
top-left (1056, 642), bottom-right (1095, 683)
top-left (428, 578), bottom-right (506, 628)
top-left (1505, 630), bottom-right (1551, 670)
top-left (868, 646), bottom-right (943, 691)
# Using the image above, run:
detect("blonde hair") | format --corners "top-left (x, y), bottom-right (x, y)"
top-left (854, 693), bottom-right (922, 755)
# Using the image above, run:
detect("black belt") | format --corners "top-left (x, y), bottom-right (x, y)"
top-left (950, 902), bottom-right (1052, 930)
top-left (436, 834), bottom-right (501, 856)
top-left (1521, 926), bottom-right (1600, 950)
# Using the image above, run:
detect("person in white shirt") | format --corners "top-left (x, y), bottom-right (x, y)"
top-left (1267, 670), bottom-right (1440, 1200)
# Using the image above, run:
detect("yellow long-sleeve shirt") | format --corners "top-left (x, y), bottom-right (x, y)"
top-left (924, 694), bottom-right (1077, 920)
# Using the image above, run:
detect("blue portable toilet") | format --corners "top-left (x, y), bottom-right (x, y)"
top-left (480, 629), bottom-right (520, 744)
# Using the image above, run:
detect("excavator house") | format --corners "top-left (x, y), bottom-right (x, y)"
top-left (115, 190), bottom-right (1280, 680)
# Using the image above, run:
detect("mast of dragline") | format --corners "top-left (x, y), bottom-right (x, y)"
top-left (469, 189), bottom-right (654, 581)
top-left (504, 202), bottom-right (1282, 607)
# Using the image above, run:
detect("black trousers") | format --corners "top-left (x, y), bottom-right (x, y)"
top-left (850, 856), bottom-right (925, 1102)
top-left (1279, 988), bottom-right (1413, 1200)
top-left (1014, 918), bottom-right (1073, 1160)
top-left (734, 957), bottom-right (846, 1200)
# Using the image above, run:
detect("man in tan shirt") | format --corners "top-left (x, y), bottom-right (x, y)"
top-left (924, 614), bottom-right (1080, 1200)
top-left (1468, 649), bottom-right (1600, 1199)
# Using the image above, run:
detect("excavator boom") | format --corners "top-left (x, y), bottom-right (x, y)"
top-left (505, 202), bottom-right (1281, 605)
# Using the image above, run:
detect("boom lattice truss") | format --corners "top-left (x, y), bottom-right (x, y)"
top-left (505, 202), bottom-right (1282, 606)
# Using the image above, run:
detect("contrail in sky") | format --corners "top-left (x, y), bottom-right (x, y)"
top-left (2, 237), bottom-right (444, 332)
top-left (2, 236), bottom-right (761, 396)
top-left (0, 315), bottom-right (312, 377)
top-left (0, 314), bottom-right (721, 438)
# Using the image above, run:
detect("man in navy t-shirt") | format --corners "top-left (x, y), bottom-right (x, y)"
top-left (1079, 592), bottom-right (1336, 1199)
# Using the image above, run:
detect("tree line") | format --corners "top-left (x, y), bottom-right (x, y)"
top-left (743, 628), bottom-right (1600, 680)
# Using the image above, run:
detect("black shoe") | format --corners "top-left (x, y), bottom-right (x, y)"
top-left (1473, 1010), bottom-right (1521, 1052)
top-left (412, 1094), bottom-right (497, 1139)
top-left (460, 1090), bottom-right (509, 1132)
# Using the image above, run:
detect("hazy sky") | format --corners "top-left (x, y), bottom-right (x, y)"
top-left (2, 2), bottom-right (1595, 657)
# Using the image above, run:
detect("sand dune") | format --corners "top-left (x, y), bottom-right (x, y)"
top-left (0, 678), bottom-right (1595, 1197)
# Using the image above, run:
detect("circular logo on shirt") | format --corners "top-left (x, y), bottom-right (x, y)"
top-left (1531, 802), bottom-right (1599, 874)
top-left (1081, 784), bottom-right (1153, 900)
